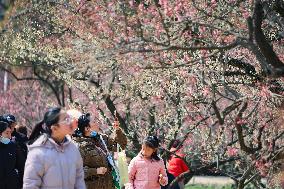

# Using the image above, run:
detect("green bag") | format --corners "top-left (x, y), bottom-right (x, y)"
top-left (111, 169), bottom-right (120, 189)
top-left (100, 135), bottom-right (121, 189)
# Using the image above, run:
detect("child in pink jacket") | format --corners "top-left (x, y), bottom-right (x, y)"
top-left (126, 136), bottom-right (168, 189)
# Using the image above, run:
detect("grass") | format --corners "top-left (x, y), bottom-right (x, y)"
top-left (185, 184), bottom-right (279, 189)
top-left (185, 185), bottom-right (233, 189)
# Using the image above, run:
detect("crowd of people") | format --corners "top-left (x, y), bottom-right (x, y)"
top-left (0, 107), bottom-right (189, 189)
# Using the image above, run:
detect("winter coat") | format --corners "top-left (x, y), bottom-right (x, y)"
top-left (23, 134), bottom-right (86, 189)
top-left (167, 153), bottom-right (189, 177)
top-left (0, 142), bottom-right (22, 189)
top-left (12, 130), bottom-right (28, 187)
top-left (127, 153), bottom-right (168, 189)
top-left (72, 128), bottom-right (127, 189)
top-left (12, 131), bottom-right (28, 158)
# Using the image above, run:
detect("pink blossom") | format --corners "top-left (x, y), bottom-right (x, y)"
top-left (227, 147), bottom-right (238, 156)
top-left (129, 0), bottom-right (134, 7)
top-left (242, 10), bottom-right (250, 19)
top-left (199, 26), bottom-right (206, 33)
top-left (202, 87), bottom-right (210, 96)
top-left (211, 0), bottom-right (217, 8)
top-left (236, 119), bottom-right (247, 125)
top-left (260, 86), bottom-right (271, 98)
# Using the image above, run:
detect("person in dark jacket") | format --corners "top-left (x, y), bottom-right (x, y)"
top-left (15, 125), bottom-right (28, 136)
top-left (3, 114), bottom-right (27, 188)
top-left (0, 121), bottom-right (22, 189)
top-left (14, 124), bottom-right (28, 157)
top-left (3, 114), bottom-right (28, 146)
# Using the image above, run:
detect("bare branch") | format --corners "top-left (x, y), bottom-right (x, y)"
top-left (212, 100), bottom-right (224, 125)
top-left (0, 65), bottom-right (38, 81)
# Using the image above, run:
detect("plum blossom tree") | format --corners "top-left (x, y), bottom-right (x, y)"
top-left (0, 0), bottom-right (284, 188)
top-left (0, 78), bottom-right (56, 132)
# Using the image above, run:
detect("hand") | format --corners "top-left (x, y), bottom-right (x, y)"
top-left (113, 120), bottom-right (120, 129)
top-left (159, 174), bottom-right (166, 185)
top-left (97, 167), bottom-right (108, 175)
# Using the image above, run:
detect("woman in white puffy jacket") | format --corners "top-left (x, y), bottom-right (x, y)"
top-left (23, 107), bottom-right (86, 189)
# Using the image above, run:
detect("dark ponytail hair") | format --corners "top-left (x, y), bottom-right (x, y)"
top-left (143, 136), bottom-right (161, 161)
top-left (29, 107), bottom-right (61, 144)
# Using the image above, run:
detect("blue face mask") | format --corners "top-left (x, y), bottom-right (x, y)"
top-left (0, 137), bottom-right (10, 144)
top-left (90, 130), bottom-right (98, 137)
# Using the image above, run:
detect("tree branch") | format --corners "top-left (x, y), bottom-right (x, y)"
top-left (0, 66), bottom-right (38, 81)
top-left (253, 0), bottom-right (284, 76)
top-left (212, 100), bottom-right (224, 125)
top-left (168, 156), bottom-right (241, 188)
top-left (238, 164), bottom-right (254, 189)
top-left (235, 101), bottom-right (255, 154)
top-left (122, 40), bottom-right (239, 54)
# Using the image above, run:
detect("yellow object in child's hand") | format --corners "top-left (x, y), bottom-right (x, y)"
top-left (159, 174), bottom-right (163, 178)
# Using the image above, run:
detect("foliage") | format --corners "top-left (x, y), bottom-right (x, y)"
top-left (0, 0), bottom-right (283, 188)
top-left (186, 185), bottom-right (233, 189)
top-left (0, 78), bottom-right (56, 132)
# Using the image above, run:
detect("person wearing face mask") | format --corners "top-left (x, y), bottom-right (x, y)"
top-left (0, 121), bottom-right (22, 189)
top-left (23, 107), bottom-right (86, 189)
top-left (72, 113), bottom-right (127, 189)
top-left (2, 114), bottom-right (28, 188)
